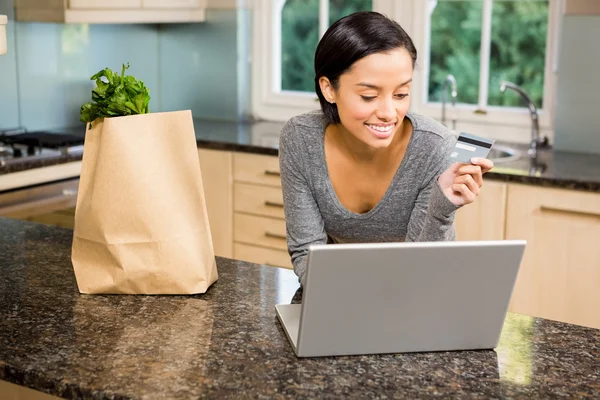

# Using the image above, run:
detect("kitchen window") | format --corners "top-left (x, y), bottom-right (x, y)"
top-left (252, 0), bottom-right (561, 143)
top-left (411, 0), bottom-right (561, 141)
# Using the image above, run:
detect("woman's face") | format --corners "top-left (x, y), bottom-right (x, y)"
top-left (320, 47), bottom-right (413, 150)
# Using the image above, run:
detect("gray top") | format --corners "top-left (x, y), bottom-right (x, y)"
top-left (279, 110), bottom-right (460, 285)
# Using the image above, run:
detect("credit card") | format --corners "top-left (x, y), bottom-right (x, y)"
top-left (450, 132), bottom-right (495, 163)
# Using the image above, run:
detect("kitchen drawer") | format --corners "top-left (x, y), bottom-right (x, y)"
top-left (233, 153), bottom-right (281, 187)
top-left (28, 208), bottom-right (76, 229)
top-left (0, 179), bottom-right (79, 219)
top-left (234, 243), bottom-right (292, 269)
top-left (234, 182), bottom-right (285, 219)
top-left (234, 213), bottom-right (287, 251)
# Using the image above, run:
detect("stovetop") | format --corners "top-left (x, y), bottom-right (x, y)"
top-left (0, 128), bottom-right (85, 167)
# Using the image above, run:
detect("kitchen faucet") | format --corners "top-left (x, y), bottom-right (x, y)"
top-left (499, 81), bottom-right (549, 158)
top-left (441, 74), bottom-right (457, 131)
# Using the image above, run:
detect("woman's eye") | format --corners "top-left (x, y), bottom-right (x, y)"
top-left (360, 94), bottom-right (408, 101)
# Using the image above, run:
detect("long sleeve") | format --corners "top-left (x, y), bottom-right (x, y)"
top-left (279, 120), bottom-right (328, 286)
top-left (406, 134), bottom-right (459, 242)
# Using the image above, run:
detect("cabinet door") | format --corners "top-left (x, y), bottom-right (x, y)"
top-left (0, 380), bottom-right (62, 400)
top-left (0, 179), bottom-right (79, 219)
top-left (70, 0), bottom-right (142, 8)
top-left (142, 0), bottom-right (204, 8)
top-left (454, 180), bottom-right (507, 241)
top-left (506, 184), bottom-right (600, 329)
top-left (198, 149), bottom-right (233, 259)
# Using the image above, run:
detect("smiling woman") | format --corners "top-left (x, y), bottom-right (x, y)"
top-left (279, 11), bottom-right (494, 286)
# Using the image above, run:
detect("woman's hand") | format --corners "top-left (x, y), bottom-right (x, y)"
top-left (438, 158), bottom-right (494, 207)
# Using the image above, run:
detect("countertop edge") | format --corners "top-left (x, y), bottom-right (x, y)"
top-left (1, 141), bottom-right (599, 193)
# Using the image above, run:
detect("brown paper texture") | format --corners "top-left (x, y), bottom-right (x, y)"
top-left (71, 110), bottom-right (218, 294)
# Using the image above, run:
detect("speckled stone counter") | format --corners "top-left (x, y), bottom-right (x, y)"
top-left (1, 218), bottom-right (599, 399)
top-left (1, 118), bottom-right (600, 193)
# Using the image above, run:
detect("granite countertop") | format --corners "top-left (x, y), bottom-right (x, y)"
top-left (1, 217), bottom-right (599, 399)
top-left (1, 118), bottom-right (600, 193)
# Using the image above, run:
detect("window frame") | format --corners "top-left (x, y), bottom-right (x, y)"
top-left (251, 0), bottom-right (561, 144)
top-left (409, 0), bottom-right (561, 141)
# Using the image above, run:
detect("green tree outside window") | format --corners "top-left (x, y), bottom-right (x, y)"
top-left (280, 0), bottom-right (548, 110)
top-left (281, 0), bottom-right (372, 93)
top-left (428, 0), bottom-right (548, 108)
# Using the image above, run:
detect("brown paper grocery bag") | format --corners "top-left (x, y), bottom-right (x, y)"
top-left (71, 110), bottom-right (218, 294)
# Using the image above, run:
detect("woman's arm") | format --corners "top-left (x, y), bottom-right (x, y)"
top-left (406, 133), bottom-right (494, 242)
top-left (406, 134), bottom-right (459, 242)
top-left (279, 120), bottom-right (328, 286)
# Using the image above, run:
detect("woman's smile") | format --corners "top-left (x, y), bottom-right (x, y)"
top-left (365, 122), bottom-right (397, 139)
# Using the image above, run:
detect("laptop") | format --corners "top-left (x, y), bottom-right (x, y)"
top-left (275, 240), bottom-right (526, 358)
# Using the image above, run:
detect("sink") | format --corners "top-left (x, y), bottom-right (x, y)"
top-left (487, 144), bottom-right (521, 164)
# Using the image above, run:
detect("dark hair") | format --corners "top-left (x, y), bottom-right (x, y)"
top-left (314, 11), bottom-right (417, 125)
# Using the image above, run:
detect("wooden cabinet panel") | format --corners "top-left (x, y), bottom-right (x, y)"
top-left (199, 149), bottom-right (233, 258)
top-left (234, 213), bottom-right (287, 251)
top-left (232, 152), bottom-right (288, 268)
top-left (506, 184), bottom-right (600, 329)
top-left (455, 181), bottom-right (507, 241)
top-left (0, 179), bottom-right (79, 219)
top-left (15, 0), bottom-right (206, 22)
top-left (69, 0), bottom-right (142, 9)
top-left (0, 162), bottom-right (81, 192)
top-left (0, 379), bottom-right (62, 400)
top-left (234, 182), bottom-right (285, 219)
top-left (233, 243), bottom-right (292, 269)
top-left (143, 0), bottom-right (205, 8)
top-left (205, 0), bottom-right (252, 8)
top-left (233, 153), bottom-right (281, 188)
top-left (28, 208), bottom-right (76, 229)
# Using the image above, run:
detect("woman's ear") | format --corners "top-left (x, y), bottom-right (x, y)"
top-left (318, 77), bottom-right (336, 104)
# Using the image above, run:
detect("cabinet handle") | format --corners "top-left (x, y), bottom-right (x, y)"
top-left (264, 170), bottom-right (281, 177)
top-left (62, 189), bottom-right (77, 197)
top-left (540, 205), bottom-right (600, 219)
top-left (264, 201), bottom-right (284, 208)
top-left (265, 231), bottom-right (286, 240)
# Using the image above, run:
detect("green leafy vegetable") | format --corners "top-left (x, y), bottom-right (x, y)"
top-left (80, 63), bottom-right (150, 127)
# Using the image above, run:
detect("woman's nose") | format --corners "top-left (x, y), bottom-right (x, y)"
top-left (376, 98), bottom-right (395, 121)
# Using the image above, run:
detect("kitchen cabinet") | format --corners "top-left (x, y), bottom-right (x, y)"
top-left (198, 148), bottom-right (233, 259)
top-left (0, 380), bottom-right (61, 400)
top-left (455, 181), bottom-right (507, 241)
top-left (0, 178), bottom-right (79, 224)
top-left (15, 0), bottom-right (206, 24)
top-left (142, 0), bottom-right (204, 8)
top-left (506, 183), bottom-right (600, 329)
top-left (27, 207), bottom-right (76, 229)
top-left (231, 152), bottom-right (292, 269)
